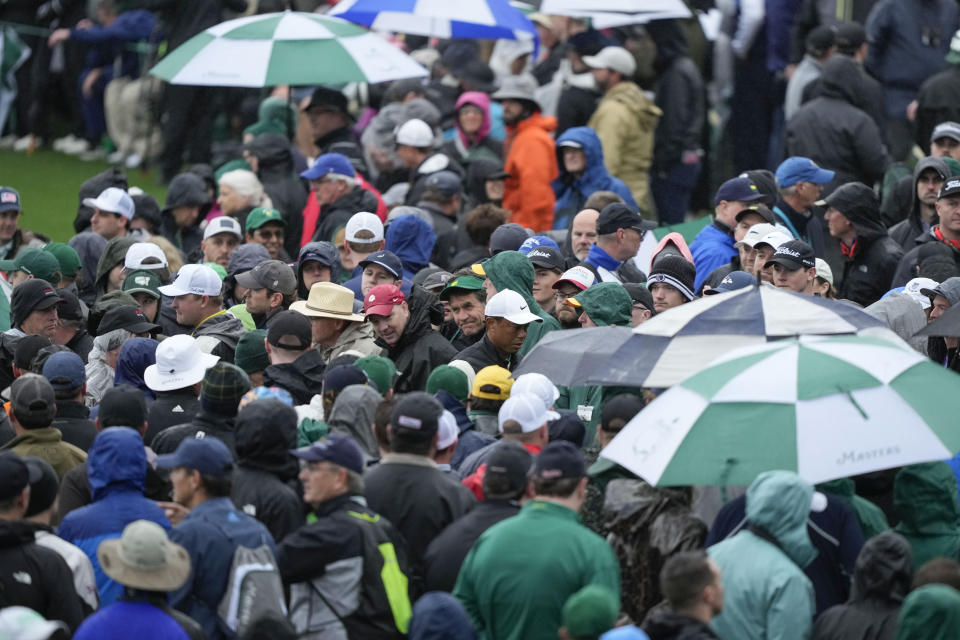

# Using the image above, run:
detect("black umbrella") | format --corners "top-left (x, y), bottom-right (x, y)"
top-left (512, 326), bottom-right (633, 387)
top-left (915, 302), bottom-right (960, 337)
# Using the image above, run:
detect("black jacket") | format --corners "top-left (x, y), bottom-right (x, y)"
top-left (644, 610), bottom-right (720, 640)
top-left (441, 322), bottom-right (483, 352)
top-left (65, 328), bottom-right (94, 364)
top-left (802, 60), bottom-right (886, 148)
top-left (151, 409), bottom-right (237, 456)
top-left (159, 173), bottom-right (210, 263)
top-left (915, 66), bottom-right (960, 155)
top-left (423, 500), bottom-right (519, 592)
top-left (0, 519), bottom-right (86, 631)
top-left (315, 126), bottom-right (368, 177)
top-left (647, 21), bottom-right (705, 172)
top-left (786, 56), bottom-right (889, 193)
top-left (888, 157), bottom-right (950, 249)
top-left (145, 390), bottom-right (200, 446)
top-left (379, 288), bottom-right (458, 393)
top-left (556, 85), bottom-right (600, 137)
top-left (135, 0), bottom-right (247, 51)
top-left (417, 201), bottom-right (458, 270)
top-left (890, 229), bottom-right (960, 287)
top-left (52, 401), bottom-right (97, 452)
top-left (311, 187), bottom-right (379, 246)
top-left (252, 133), bottom-right (309, 259)
top-left (364, 454), bottom-right (475, 579)
top-left (404, 153), bottom-right (465, 207)
top-left (263, 348), bottom-right (326, 406)
top-left (835, 205), bottom-right (903, 307)
top-left (453, 334), bottom-right (521, 374)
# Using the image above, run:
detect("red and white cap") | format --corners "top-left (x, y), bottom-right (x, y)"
top-left (552, 265), bottom-right (595, 291)
top-left (364, 284), bottom-right (405, 317)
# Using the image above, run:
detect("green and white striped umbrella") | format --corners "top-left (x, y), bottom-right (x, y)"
top-left (150, 11), bottom-right (427, 87)
top-left (600, 334), bottom-right (960, 487)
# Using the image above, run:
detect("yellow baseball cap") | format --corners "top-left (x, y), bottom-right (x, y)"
top-left (471, 365), bottom-right (513, 400)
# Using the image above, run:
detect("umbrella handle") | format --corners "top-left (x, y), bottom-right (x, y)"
top-left (719, 458), bottom-right (736, 500)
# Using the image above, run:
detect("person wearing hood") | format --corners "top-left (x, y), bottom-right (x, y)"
top-left (409, 592), bottom-right (477, 640)
top-left (113, 338), bottom-right (158, 402)
top-left (889, 157), bottom-right (950, 250)
top-left (303, 86), bottom-right (368, 176)
top-left (646, 20), bottom-right (705, 226)
top-left (823, 183), bottom-right (903, 306)
top-left (386, 213), bottom-right (438, 285)
top-left (296, 241), bottom-right (340, 300)
top-left (70, 231), bottom-right (108, 305)
top-left (325, 384), bottom-right (382, 460)
top-left (552, 127), bottom-right (637, 231)
top-left (290, 282), bottom-right (381, 363)
top-left (57, 427), bottom-right (171, 607)
top-left (150, 362), bottom-right (251, 456)
top-left (441, 91), bottom-right (503, 170)
top-left (261, 311), bottom-right (328, 406)
top-left (585, 47), bottom-right (661, 209)
top-left (94, 235), bottom-right (137, 300)
top-left (895, 583), bottom-right (960, 640)
top-left (230, 399), bottom-right (303, 544)
top-left (223, 243), bottom-right (271, 309)
top-left (492, 76), bottom-right (559, 231)
top-left (462, 159), bottom-right (509, 212)
top-left (243, 132), bottom-right (309, 259)
top-left (159, 173), bottom-right (211, 264)
top-left (892, 180), bottom-right (960, 287)
top-left (864, 292), bottom-right (930, 355)
top-left (475, 250), bottom-right (560, 357)
top-left (301, 153), bottom-right (379, 246)
top-left (812, 531), bottom-right (913, 640)
top-left (786, 55), bottom-right (889, 192)
top-left (893, 462), bottom-right (960, 569)
top-left (707, 471), bottom-right (819, 639)
top-left (244, 95), bottom-right (298, 142)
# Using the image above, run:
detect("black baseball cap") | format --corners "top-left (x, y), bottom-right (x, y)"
top-left (735, 204), bottom-right (776, 224)
top-left (526, 246), bottom-right (565, 272)
top-left (99, 384), bottom-right (148, 428)
top-left (489, 223), bottom-right (530, 253)
top-left (764, 239), bottom-right (816, 271)
top-left (56, 288), bottom-right (83, 323)
top-left (155, 435), bottom-right (235, 476)
top-left (485, 440), bottom-right (533, 492)
top-left (97, 305), bottom-right (160, 335)
top-left (292, 433), bottom-right (365, 474)
top-left (0, 451), bottom-right (41, 500)
top-left (11, 374), bottom-right (56, 426)
top-left (11, 279), bottom-right (60, 328)
top-left (14, 335), bottom-right (52, 371)
top-left (391, 391), bottom-right (443, 436)
top-left (424, 171), bottom-right (462, 196)
top-left (533, 440), bottom-right (586, 479)
top-left (266, 310), bottom-right (312, 351)
top-left (939, 178), bottom-right (960, 200)
top-left (596, 203), bottom-right (656, 236)
top-left (600, 394), bottom-right (645, 432)
top-left (622, 283), bottom-right (654, 313)
top-left (359, 250), bottom-right (403, 279)
top-left (23, 456), bottom-right (57, 516)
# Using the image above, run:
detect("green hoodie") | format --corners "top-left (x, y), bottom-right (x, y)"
top-left (481, 251), bottom-right (559, 355)
top-left (817, 478), bottom-right (889, 539)
top-left (893, 462), bottom-right (960, 569)
top-left (896, 584), bottom-right (960, 640)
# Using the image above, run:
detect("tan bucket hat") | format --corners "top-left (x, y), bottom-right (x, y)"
top-left (98, 520), bottom-right (191, 592)
top-left (290, 281), bottom-right (365, 322)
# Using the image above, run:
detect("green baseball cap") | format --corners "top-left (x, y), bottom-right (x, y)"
top-left (203, 262), bottom-right (228, 281)
top-left (438, 275), bottom-right (485, 301)
top-left (0, 248), bottom-right (61, 283)
top-left (561, 585), bottom-right (619, 639)
top-left (244, 207), bottom-right (286, 233)
top-left (43, 242), bottom-right (82, 278)
top-left (234, 329), bottom-right (270, 375)
top-left (122, 269), bottom-right (162, 300)
top-left (354, 355), bottom-right (396, 395)
top-left (426, 365), bottom-right (470, 403)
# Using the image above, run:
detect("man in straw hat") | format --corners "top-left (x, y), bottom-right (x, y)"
top-left (290, 282), bottom-right (382, 362)
top-left (72, 519), bottom-right (203, 639)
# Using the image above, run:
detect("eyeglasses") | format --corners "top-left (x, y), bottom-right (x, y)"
top-left (553, 290), bottom-right (579, 300)
top-left (255, 229), bottom-right (284, 240)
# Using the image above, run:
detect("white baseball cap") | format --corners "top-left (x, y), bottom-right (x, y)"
top-left (437, 410), bottom-right (459, 450)
top-left (755, 230), bottom-right (793, 251)
top-left (83, 187), bottom-right (135, 220)
top-left (552, 265), bottom-right (595, 292)
top-left (345, 211), bottom-right (384, 243)
top-left (484, 289), bottom-right (543, 325)
top-left (124, 242), bottom-right (169, 271)
top-left (498, 393), bottom-right (559, 434)
top-left (733, 223), bottom-right (776, 249)
top-left (203, 216), bottom-right (242, 241)
top-left (582, 46), bottom-right (637, 76)
top-left (814, 258), bottom-right (833, 286)
top-left (395, 118), bottom-right (434, 147)
top-left (143, 334), bottom-right (220, 392)
top-left (158, 264), bottom-right (223, 297)
top-left (903, 277), bottom-right (939, 309)
top-left (511, 372), bottom-right (559, 408)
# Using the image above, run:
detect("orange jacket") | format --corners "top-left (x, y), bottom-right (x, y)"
top-left (502, 113), bottom-right (558, 232)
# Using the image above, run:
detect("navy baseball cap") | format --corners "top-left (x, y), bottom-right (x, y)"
top-left (424, 171), bottom-right (462, 196)
top-left (703, 270), bottom-right (758, 295)
top-left (714, 177), bottom-right (766, 205)
top-left (155, 436), bottom-right (235, 476)
top-left (292, 433), bottom-right (365, 474)
top-left (359, 250), bottom-right (402, 279)
top-left (300, 153), bottom-right (356, 181)
top-left (0, 187), bottom-right (21, 214)
top-left (533, 440), bottom-right (586, 479)
top-left (41, 351), bottom-right (86, 390)
top-left (764, 239), bottom-right (816, 271)
top-left (0, 451), bottom-right (41, 501)
top-left (775, 157), bottom-right (835, 188)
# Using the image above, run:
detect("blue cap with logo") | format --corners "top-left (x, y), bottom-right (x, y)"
top-left (300, 153), bottom-right (357, 181)
top-left (155, 435), bottom-right (235, 476)
top-left (291, 433), bottom-right (365, 474)
top-left (359, 250), bottom-right (403, 279)
top-left (775, 157), bottom-right (835, 188)
top-left (714, 177), bottom-right (766, 205)
top-left (41, 351), bottom-right (86, 390)
top-left (703, 270), bottom-right (758, 295)
top-left (0, 187), bottom-right (21, 214)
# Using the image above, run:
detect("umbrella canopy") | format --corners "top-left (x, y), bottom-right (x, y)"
top-left (511, 326), bottom-right (634, 387)
top-left (915, 302), bottom-right (960, 337)
top-left (600, 334), bottom-right (960, 487)
top-left (329, 0), bottom-right (538, 41)
top-left (586, 285), bottom-right (885, 388)
top-left (539, 0), bottom-right (691, 27)
top-left (149, 11), bottom-right (428, 87)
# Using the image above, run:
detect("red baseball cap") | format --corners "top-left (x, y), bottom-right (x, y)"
top-left (364, 284), bottom-right (405, 317)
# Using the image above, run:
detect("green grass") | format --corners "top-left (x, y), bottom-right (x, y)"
top-left (0, 149), bottom-right (168, 242)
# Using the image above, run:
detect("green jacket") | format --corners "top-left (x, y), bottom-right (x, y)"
top-left (454, 499), bottom-right (620, 640)
top-left (893, 462), bottom-right (960, 569)
top-left (817, 478), bottom-right (889, 539)
top-left (896, 584), bottom-right (960, 640)
top-left (0, 427), bottom-right (87, 480)
top-left (481, 251), bottom-right (560, 356)
top-left (708, 471), bottom-right (816, 640)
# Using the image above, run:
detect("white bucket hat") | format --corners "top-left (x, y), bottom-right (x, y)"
top-left (144, 334), bottom-right (219, 392)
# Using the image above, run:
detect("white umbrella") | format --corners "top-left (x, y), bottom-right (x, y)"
top-left (539, 0), bottom-right (692, 26)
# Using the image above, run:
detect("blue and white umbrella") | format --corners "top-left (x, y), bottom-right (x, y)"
top-left (328, 0), bottom-right (538, 41)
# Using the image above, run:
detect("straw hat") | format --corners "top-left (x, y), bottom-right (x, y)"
top-left (290, 282), bottom-right (365, 322)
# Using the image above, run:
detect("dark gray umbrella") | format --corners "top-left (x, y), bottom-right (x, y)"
top-left (512, 326), bottom-right (633, 387)
top-left (915, 302), bottom-right (960, 337)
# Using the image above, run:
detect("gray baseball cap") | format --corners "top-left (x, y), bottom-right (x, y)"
top-left (235, 259), bottom-right (297, 296)
top-left (921, 276), bottom-right (960, 306)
